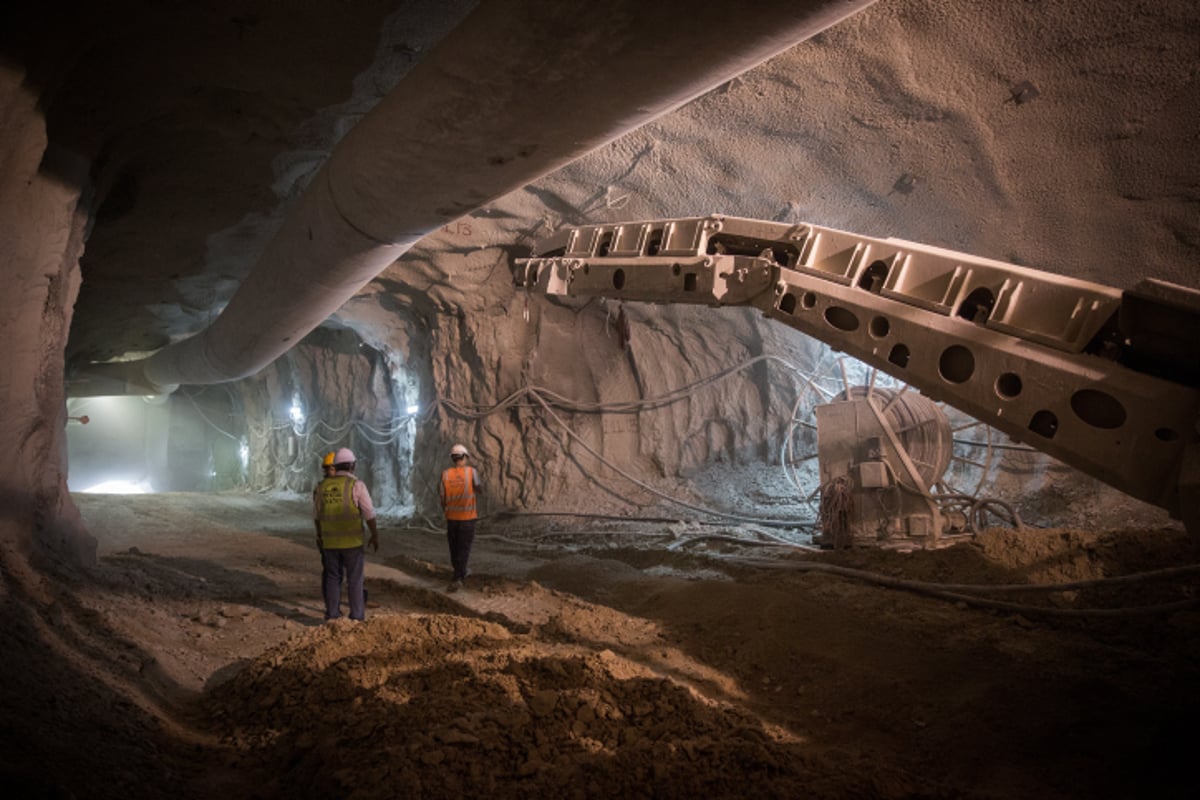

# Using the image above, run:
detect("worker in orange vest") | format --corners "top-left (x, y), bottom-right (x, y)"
top-left (439, 443), bottom-right (482, 593)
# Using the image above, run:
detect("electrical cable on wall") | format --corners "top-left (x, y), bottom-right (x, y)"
top-left (186, 353), bottom-right (1020, 537)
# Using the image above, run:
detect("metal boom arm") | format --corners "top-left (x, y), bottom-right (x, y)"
top-left (514, 214), bottom-right (1200, 533)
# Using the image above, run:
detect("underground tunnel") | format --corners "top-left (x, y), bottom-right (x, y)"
top-left (2, 1), bottom-right (1199, 798)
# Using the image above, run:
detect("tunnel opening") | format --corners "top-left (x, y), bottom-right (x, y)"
top-left (236, 324), bottom-right (419, 513)
top-left (66, 324), bottom-right (420, 512)
top-left (65, 392), bottom-right (244, 494)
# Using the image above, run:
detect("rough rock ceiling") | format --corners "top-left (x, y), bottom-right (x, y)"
top-left (7, 0), bottom-right (1198, 379)
top-left (54, 1), bottom-right (382, 364)
top-left (14, 0), bottom-right (471, 368)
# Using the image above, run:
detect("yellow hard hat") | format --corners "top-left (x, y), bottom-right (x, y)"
top-left (322, 452), bottom-right (336, 467)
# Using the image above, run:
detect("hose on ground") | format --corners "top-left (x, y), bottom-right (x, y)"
top-left (725, 557), bottom-right (1200, 617)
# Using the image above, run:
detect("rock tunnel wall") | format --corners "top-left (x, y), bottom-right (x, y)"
top-left (0, 62), bottom-right (95, 563)
top-left (173, 281), bottom-right (823, 525)
top-left (231, 326), bottom-right (415, 512)
top-left (342, 249), bottom-right (828, 521)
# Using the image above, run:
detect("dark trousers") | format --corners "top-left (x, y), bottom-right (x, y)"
top-left (446, 518), bottom-right (476, 581)
top-left (322, 546), bottom-right (365, 620)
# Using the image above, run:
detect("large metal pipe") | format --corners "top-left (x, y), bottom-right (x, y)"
top-left (111, 0), bottom-right (877, 392)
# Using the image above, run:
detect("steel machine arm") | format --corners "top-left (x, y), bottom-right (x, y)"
top-left (514, 215), bottom-right (1200, 534)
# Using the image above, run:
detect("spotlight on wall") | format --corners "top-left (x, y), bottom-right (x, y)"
top-left (406, 404), bottom-right (420, 415)
top-left (289, 393), bottom-right (305, 426)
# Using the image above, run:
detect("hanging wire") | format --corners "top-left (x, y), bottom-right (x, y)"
top-left (180, 390), bottom-right (243, 442)
top-left (183, 351), bottom-right (1022, 536)
top-left (523, 389), bottom-right (806, 531)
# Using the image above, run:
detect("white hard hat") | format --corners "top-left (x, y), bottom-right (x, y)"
top-left (334, 447), bottom-right (356, 464)
top-left (450, 444), bottom-right (469, 457)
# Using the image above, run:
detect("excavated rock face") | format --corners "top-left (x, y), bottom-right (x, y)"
top-left (1, 0), bottom-right (1197, 558)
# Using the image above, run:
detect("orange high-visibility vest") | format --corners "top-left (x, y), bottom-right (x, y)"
top-left (441, 466), bottom-right (477, 521)
top-left (317, 475), bottom-right (364, 548)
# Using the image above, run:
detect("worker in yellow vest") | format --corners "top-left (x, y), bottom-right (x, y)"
top-left (313, 450), bottom-right (368, 608)
top-left (313, 447), bottom-right (379, 620)
top-left (439, 443), bottom-right (482, 593)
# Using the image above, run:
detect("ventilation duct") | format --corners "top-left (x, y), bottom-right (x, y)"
top-left (77, 0), bottom-right (877, 395)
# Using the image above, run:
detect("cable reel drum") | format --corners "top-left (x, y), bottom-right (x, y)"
top-left (811, 386), bottom-right (954, 548)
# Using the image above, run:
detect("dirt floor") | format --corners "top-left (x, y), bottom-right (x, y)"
top-left (2, 491), bottom-right (1199, 799)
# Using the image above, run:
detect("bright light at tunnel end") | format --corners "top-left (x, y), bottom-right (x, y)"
top-left (80, 479), bottom-right (154, 494)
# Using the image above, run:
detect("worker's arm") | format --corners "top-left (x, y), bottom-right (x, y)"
top-left (353, 480), bottom-right (380, 553)
top-left (473, 469), bottom-right (483, 514)
top-left (313, 485), bottom-right (323, 549)
top-left (366, 516), bottom-right (379, 553)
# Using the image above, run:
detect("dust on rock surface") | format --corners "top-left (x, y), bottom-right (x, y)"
top-left (2, 492), bottom-right (1198, 799)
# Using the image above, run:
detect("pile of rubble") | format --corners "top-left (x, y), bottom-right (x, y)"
top-left (205, 614), bottom-right (931, 799)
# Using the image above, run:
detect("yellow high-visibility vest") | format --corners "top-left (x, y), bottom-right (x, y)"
top-left (317, 475), bottom-right (364, 548)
